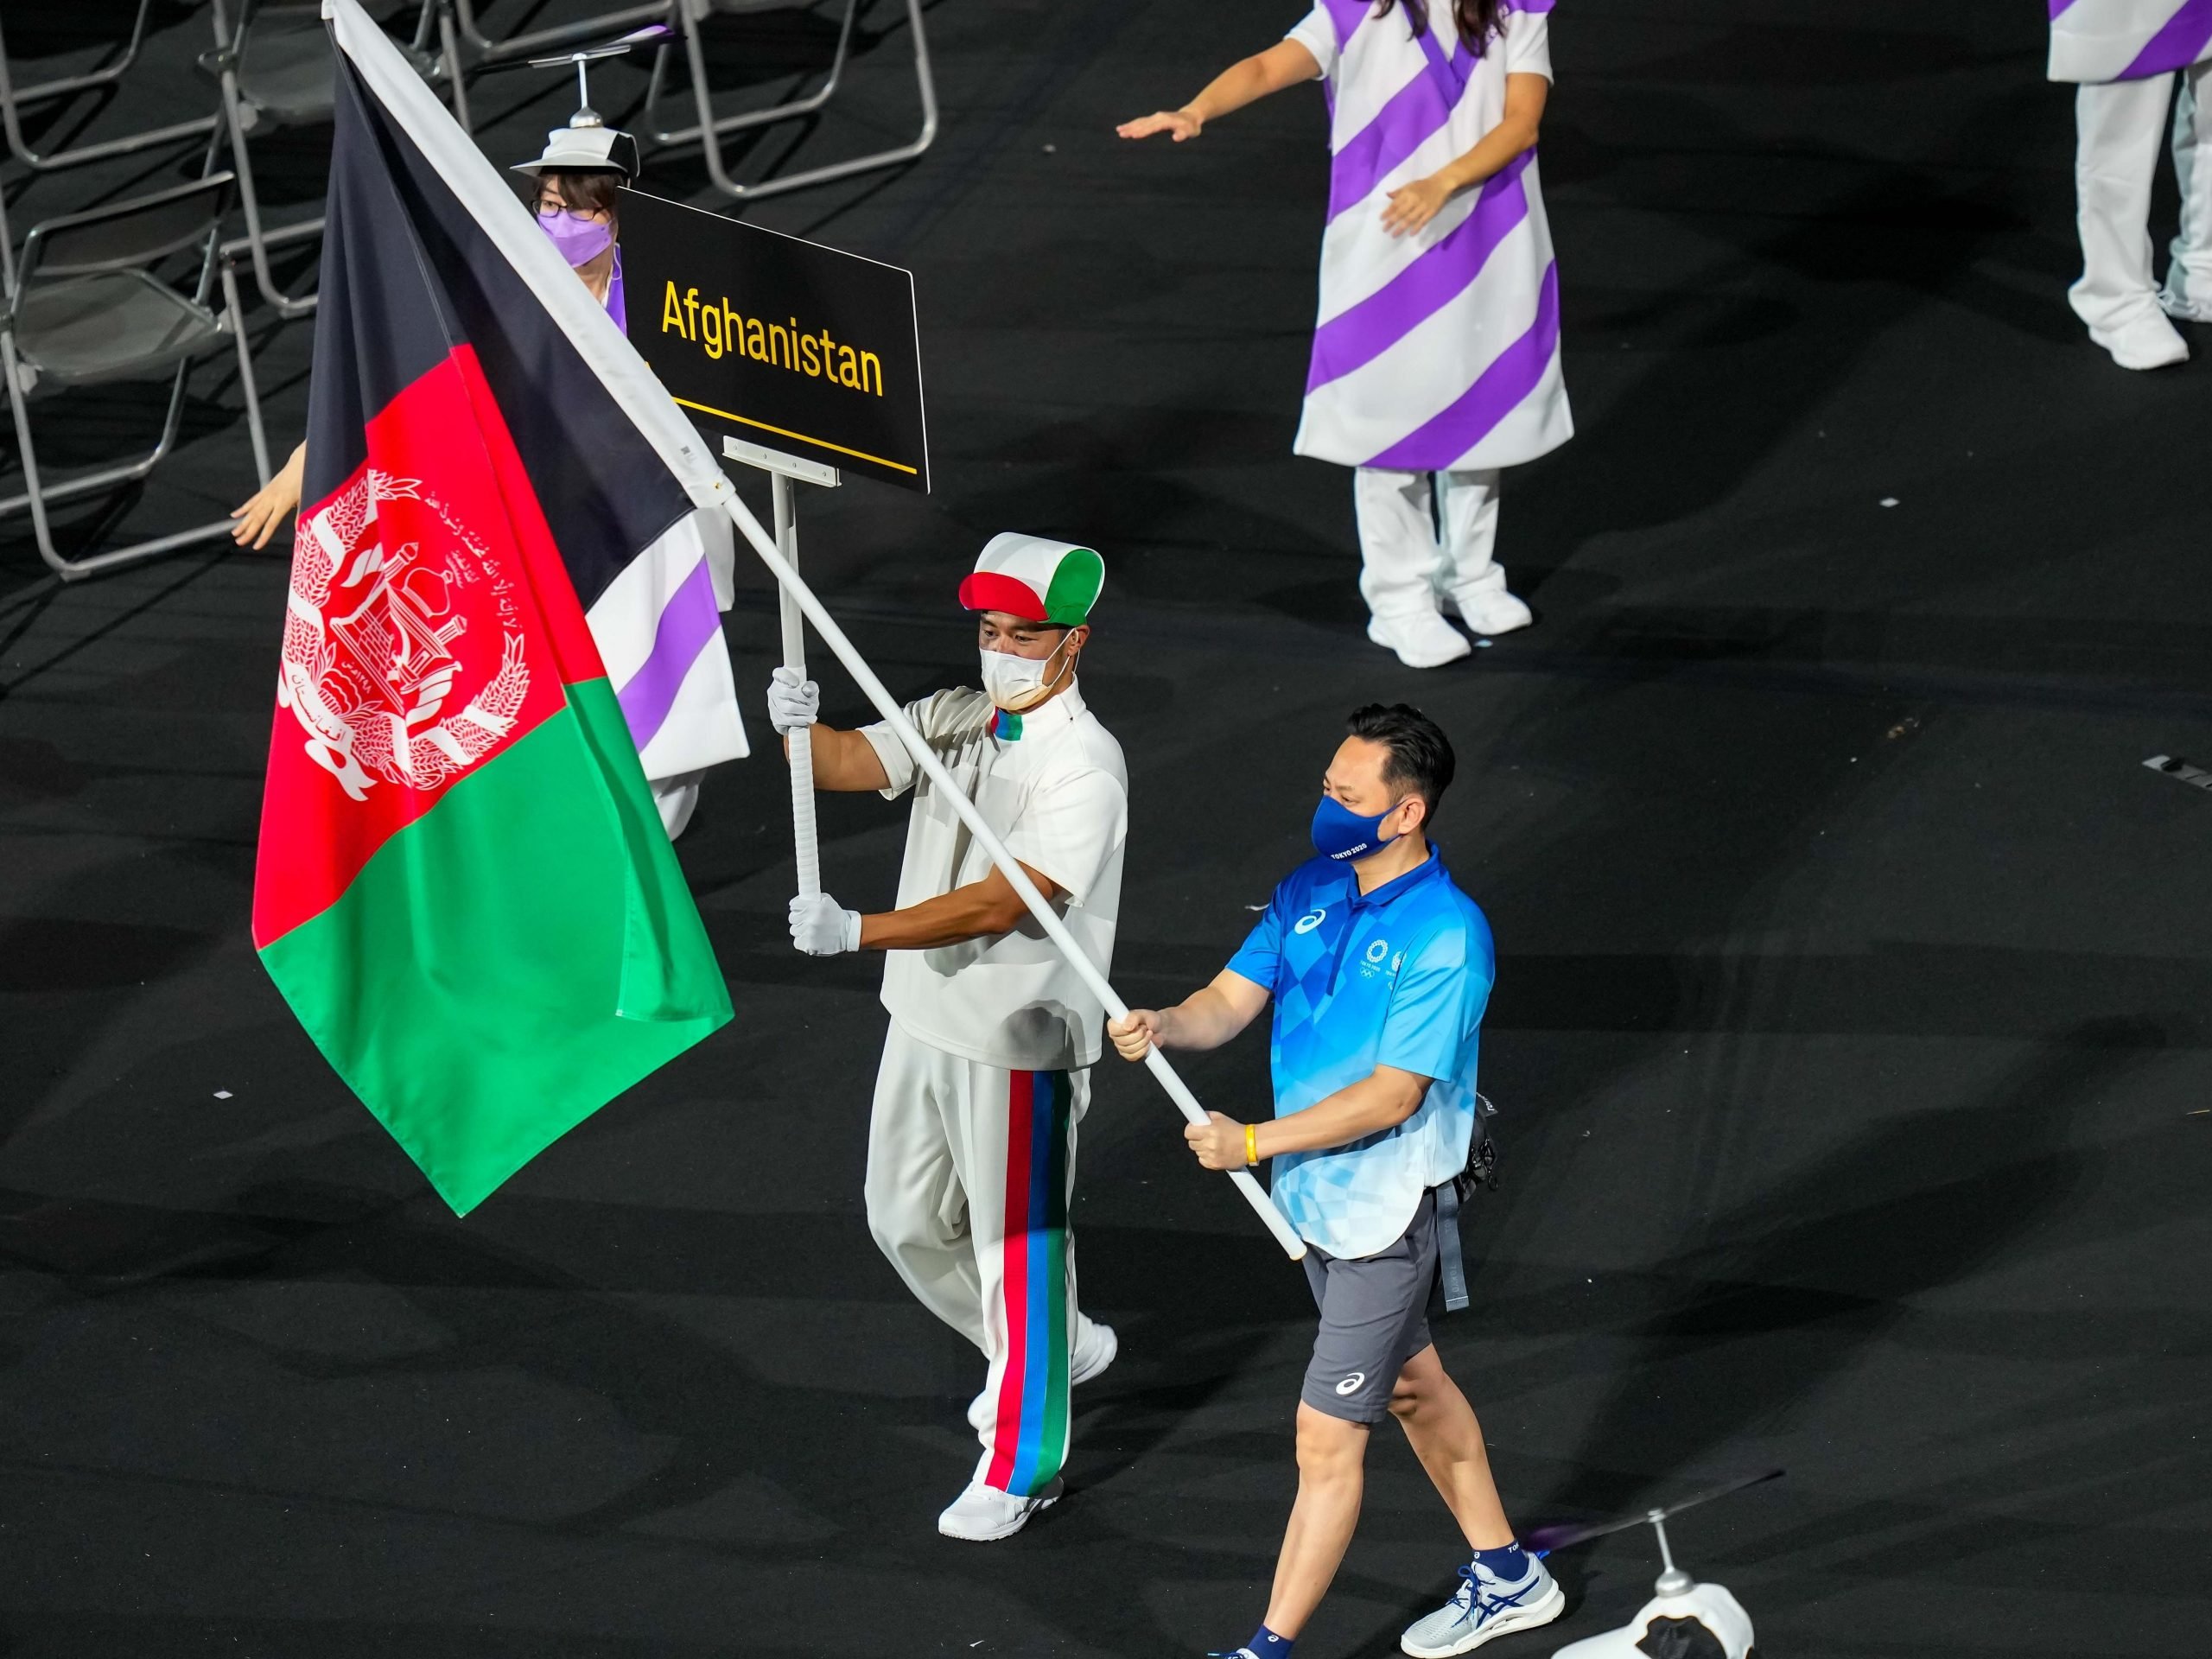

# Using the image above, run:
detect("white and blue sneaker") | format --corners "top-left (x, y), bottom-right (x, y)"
top-left (1400, 1553), bottom-right (1565, 1656)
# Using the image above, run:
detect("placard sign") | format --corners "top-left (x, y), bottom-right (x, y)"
top-left (618, 189), bottom-right (929, 492)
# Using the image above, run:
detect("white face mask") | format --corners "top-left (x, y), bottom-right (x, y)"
top-left (979, 637), bottom-right (1072, 712)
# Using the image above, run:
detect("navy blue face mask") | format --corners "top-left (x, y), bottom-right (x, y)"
top-left (1312, 793), bottom-right (1404, 862)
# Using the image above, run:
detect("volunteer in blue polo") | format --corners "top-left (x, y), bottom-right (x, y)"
top-left (1109, 703), bottom-right (1560, 1659)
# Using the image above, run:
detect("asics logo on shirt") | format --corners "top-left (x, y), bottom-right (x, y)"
top-left (1335, 1371), bottom-right (1366, 1395)
top-left (1294, 908), bottom-right (1328, 935)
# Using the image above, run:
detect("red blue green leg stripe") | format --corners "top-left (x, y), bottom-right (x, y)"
top-left (987, 1068), bottom-right (1071, 1496)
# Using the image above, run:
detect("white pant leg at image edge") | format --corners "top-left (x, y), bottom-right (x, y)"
top-left (865, 1024), bottom-right (988, 1351)
top-left (652, 771), bottom-right (704, 838)
top-left (2165, 64), bottom-right (2212, 318)
top-left (2072, 76), bottom-right (2191, 364)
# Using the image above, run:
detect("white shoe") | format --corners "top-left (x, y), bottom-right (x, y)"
top-left (1401, 1555), bottom-right (1565, 1656)
top-left (937, 1476), bottom-right (1062, 1541)
top-left (1440, 587), bottom-right (1533, 637)
top-left (2091, 308), bottom-right (2190, 369)
top-left (1368, 608), bottom-right (1473, 668)
top-left (969, 1313), bottom-right (1117, 1431)
top-left (1072, 1312), bottom-right (1118, 1386)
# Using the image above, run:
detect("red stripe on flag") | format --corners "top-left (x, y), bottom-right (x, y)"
top-left (987, 1069), bottom-right (1035, 1491)
top-left (254, 346), bottom-right (608, 949)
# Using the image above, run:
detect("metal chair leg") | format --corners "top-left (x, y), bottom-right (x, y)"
top-left (435, 3), bottom-right (473, 134)
top-left (0, 0), bottom-right (219, 172)
top-left (684, 0), bottom-right (937, 202)
top-left (221, 259), bottom-right (273, 489)
top-left (641, 0), bottom-right (858, 147)
top-left (2, 331), bottom-right (264, 582)
top-left (215, 59), bottom-right (321, 319)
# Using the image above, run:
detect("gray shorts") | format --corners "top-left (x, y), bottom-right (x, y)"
top-left (1300, 1190), bottom-right (1439, 1424)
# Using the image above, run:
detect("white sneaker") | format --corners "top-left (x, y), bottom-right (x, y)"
top-left (2091, 308), bottom-right (2190, 370)
top-left (1400, 1554), bottom-right (1565, 1656)
top-left (969, 1314), bottom-right (1117, 1431)
top-left (1368, 608), bottom-right (1473, 668)
top-left (1072, 1312), bottom-right (1118, 1386)
top-left (1440, 587), bottom-right (1533, 637)
top-left (937, 1476), bottom-right (1062, 1541)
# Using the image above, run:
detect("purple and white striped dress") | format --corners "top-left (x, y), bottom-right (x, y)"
top-left (1288, 0), bottom-right (1571, 474)
top-left (2050, 0), bottom-right (2212, 83)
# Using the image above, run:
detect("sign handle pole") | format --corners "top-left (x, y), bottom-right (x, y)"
top-left (774, 469), bottom-right (822, 900)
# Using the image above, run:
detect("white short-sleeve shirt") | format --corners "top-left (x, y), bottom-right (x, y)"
top-left (861, 683), bottom-right (1128, 1072)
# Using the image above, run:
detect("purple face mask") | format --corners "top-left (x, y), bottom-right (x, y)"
top-left (537, 208), bottom-right (613, 267)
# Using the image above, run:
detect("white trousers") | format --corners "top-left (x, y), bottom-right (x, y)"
top-left (1352, 467), bottom-right (1504, 621)
top-left (2072, 66), bottom-right (2212, 332)
top-left (865, 1021), bottom-right (1086, 1497)
top-left (652, 771), bottom-right (703, 838)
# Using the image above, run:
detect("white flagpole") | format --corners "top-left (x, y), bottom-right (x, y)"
top-left (725, 494), bottom-right (1307, 1262)
top-left (772, 472), bottom-right (821, 899)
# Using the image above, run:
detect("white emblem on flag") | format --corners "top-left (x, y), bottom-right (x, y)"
top-left (277, 468), bottom-right (529, 801)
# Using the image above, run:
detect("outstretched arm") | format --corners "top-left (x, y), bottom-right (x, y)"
top-left (1381, 71), bottom-right (1549, 237)
top-left (232, 441), bottom-right (306, 548)
top-left (1116, 39), bottom-right (1321, 143)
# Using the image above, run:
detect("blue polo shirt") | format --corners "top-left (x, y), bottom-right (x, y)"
top-left (1225, 847), bottom-right (1492, 1259)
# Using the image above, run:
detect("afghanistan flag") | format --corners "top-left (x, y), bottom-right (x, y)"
top-left (252, 0), bottom-right (746, 1214)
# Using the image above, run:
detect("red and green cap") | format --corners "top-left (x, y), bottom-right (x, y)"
top-left (957, 533), bottom-right (1104, 626)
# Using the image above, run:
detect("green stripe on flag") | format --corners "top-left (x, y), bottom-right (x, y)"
top-left (259, 677), bottom-right (731, 1215)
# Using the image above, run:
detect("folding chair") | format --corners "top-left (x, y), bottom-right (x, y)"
top-left (648, 0), bottom-right (937, 201)
top-left (202, 0), bottom-right (461, 319)
top-left (0, 0), bottom-right (219, 171)
top-left (448, 0), bottom-right (675, 66)
top-left (0, 173), bottom-right (273, 582)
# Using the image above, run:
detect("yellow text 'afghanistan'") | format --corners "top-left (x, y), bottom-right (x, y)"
top-left (659, 283), bottom-right (886, 396)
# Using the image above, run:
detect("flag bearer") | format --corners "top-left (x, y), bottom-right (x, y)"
top-left (2050, 1), bottom-right (2212, 368)
top-left (1120, 1), bottom-right (1571, 669)
top-left (772, 535), bottom-right (1127, 1541)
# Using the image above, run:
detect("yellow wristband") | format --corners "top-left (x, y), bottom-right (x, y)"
top-left (1245, 1122), bottom-right (1259, 1166)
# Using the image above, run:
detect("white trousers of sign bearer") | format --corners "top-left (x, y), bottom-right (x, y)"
top-left (866, 1020), bottom-right (1087, 1497)
top-left (2072, 67), bottom-right (2212, 360)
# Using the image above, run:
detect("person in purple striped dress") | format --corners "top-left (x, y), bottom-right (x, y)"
top-left (2051, 1), bottom-right (2212, 367)
top-left (1122, 2), bottom-right (1570, 671)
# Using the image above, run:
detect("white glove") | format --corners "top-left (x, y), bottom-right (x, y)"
top-left (766, 666), bottom-right (820, 734)
top-left (790, 891), bottom-right (861, 956)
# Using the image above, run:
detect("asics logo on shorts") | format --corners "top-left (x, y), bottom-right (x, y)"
top-left (1335, 1371), bottom-right (1366, 1395)
top-left (1294, 908), bottom-right (1328, 935)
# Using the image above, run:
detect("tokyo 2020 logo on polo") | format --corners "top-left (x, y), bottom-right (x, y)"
top-left (278, 468), bottom-right (530, 803)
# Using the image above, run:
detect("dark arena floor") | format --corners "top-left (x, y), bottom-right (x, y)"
top-left (4, 3), bottom-right (2210, 1656)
